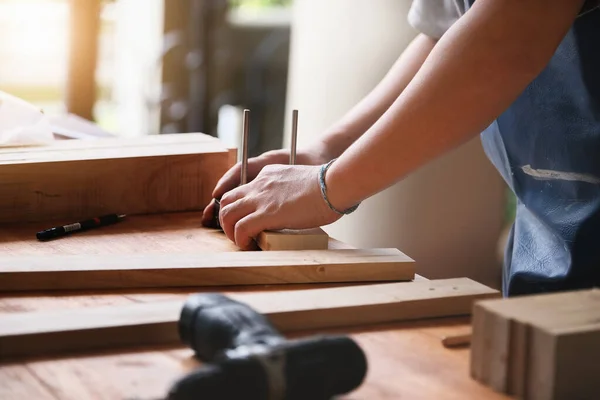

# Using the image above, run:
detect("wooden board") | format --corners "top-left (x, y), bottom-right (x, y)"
top-left (0, 131), bottom-right (223, 155)
top-left (0, 317), bottom-right (510, 400)
top-left (0, 248), bottom-right (415, 292)
top-left (256, 228), bottom-right (329, 251)
top-left (0, 278), bottom-right (499, 360)
top-left (0, 224), bottom-right (493, 400)
top-left (0, 133), bottom-right (235, 224)
top-left (471, 289), bottom-right (600, 400)
top-left (0, 212), bottom-right (352, 256)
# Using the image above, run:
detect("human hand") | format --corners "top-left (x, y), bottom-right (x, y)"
top-left (216, 164), bottom-right (341, 250)
top-left (201, 147), bottom-right (329, 227)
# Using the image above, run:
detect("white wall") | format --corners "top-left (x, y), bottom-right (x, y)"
top-left (111, 0), bottom-right (164, 137)
top-left (285, 0), bottom-right (506, 288)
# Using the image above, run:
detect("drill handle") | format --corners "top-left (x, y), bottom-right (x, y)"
top-left (167, 335), bottom-right (368, 400)
top-left (179, 293), bottom-right (285, 362)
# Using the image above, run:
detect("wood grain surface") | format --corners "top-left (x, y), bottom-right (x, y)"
top-left (0, 248), bottom-right (415, 292)
top-left (0, 212), bottom-right (412, 291)
top-left (0, 212), bottom-right (352, 256)
top-left (0, 133), bottom-right (234, 224)
top-left (471, 289), bottom-right (600, 399)
top-left (0, 278), bottom-right (498, 360)
top-left (0, 285), bottom-right (505, 400)
top-left (256, 228), bottom-right (330, 251)
top-left (0, 211), bottom-right (507, 399)
top-left (0, 313), bottom-right (510, 400)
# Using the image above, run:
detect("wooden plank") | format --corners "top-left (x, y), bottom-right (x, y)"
top-left (473, 289), bottom-right (591, 389)
top-left (0, 134), bottom-right (233, 224)
top-left (0, 278), bottom-right (499, 360)
top-left (0, 212), bottom-right (254, 256)
top-left (0, 212), bottom-right (354, 256)
top-left (347, 318), bottom-right (510, 400)
top-left (469, 302), bottom-right (487, 382)
top-left (0, 248), bottom-right (414, 292)
top-left (507, 318), bottom-right (529, 397)
top-left (256, 228), bottom-right (329, 251)
top-left (551, 325), bottom-right (600, 400)
top-left (0, 131), bottom-right (225, 157)
top-left (488, 312), bottom-right (511, 392)
top-left (0, 211), bottom-right (430, 293)
top-left (0, 365), bottom-right (57, 400)
top-left (0, 248), bottom-right (413, 291)
top-left (0, 318), bottom-right (511, 400)
top-left (18, 349), bottom-right (186, 400)
top-left (527, 325), bottom-right (557, 400)
top-left (526, 315), bottom-right (600, 400)
top-left (472, 289), bottom-right (600, 400)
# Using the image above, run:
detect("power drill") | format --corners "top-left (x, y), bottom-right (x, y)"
top-left (167, 293), bottom-right (368, 400)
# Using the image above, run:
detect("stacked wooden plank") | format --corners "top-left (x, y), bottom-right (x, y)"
top-left (0, 136), bottom-right (418, 290)
top-left (0, 133), bottom-right (502, 387)
top-left (0, 133), bottom-right (236, 223)
top-left (470, 289), bottom-right (600, 400)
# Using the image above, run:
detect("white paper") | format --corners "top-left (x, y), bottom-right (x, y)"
top-left (0, 91), bottom-right (55, 146)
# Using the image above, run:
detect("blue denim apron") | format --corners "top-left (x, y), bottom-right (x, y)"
top-left (465, 1), bottom-right (600, 296)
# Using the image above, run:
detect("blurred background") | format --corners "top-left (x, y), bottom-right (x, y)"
top-left (0, 0), bottom-right (511, 288)
top-left (0, 0), bottom-right (293, 153)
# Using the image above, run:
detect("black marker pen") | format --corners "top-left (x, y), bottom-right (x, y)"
top-left (36, 214), bottom-right (126, 241)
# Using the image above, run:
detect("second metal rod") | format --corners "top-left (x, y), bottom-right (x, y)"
top-left (290, 109), bottom-right (298, 165)
top-left (241, 109), bottom-right (250, 185)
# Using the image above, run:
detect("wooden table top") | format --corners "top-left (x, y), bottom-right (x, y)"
top-left (0, 212), bottom-right (509, 399)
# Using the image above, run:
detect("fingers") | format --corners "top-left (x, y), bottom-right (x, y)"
top-left (235, 213), bottom-right (265, 251)
top-left (212, 152), bottom-right (284, 199)
top-left (201, 198), bottom-right (217, 227)
top-left (203, 184), bottom-right (246, 230)
top-left (219, 187), bottom-right (245, 209)
top-left (212, 162), bottom-right (242, 199)
top-left (219, 197), bottom-right (257, 243)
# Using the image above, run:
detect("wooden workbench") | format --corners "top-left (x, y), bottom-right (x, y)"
top-left (0, 212), bottom-right (509, 399)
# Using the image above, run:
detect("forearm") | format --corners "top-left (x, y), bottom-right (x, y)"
top-left (325, 0), bottom-right (585, 210)
top-left (303, 33), bottom-right (436, 162)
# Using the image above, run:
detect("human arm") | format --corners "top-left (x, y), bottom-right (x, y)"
top-left (324, 0), bottom-right (586, 211)
top-left (315, 33), bottom-right (437, 160)
top-left (202, 33), bottom-right (436, 226)
top-left (219, 0), bottom-right (585, 249)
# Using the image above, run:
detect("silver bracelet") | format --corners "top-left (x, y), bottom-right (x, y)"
top-left (318, 158), bottom-right (360, 215)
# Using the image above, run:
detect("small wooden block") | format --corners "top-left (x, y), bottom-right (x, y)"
top-left (256, 228), bottom-right (329, 251)
top-left (441, 331), bottom-right (472, 348)
top-left (471, 289), bottom-right (600, 400)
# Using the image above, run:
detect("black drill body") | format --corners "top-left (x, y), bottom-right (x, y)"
top-left (168, 293), bottom-right (368, 400)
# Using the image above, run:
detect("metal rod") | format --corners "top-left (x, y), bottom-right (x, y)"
top-left (241, 109), bottom-right (250, 185)
top-left (290, 109), bottom-right (298, 165)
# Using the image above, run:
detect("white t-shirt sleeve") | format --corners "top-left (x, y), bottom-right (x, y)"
top-left (408, 0), bottom-right (464, 40)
